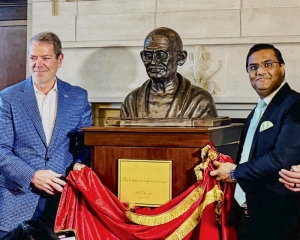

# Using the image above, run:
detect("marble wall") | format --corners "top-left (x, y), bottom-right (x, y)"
top-left (27, 0), bottom-right (300, 122)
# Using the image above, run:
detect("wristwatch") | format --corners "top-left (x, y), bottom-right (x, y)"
top-left (230, 169), bottom-right (237, 182)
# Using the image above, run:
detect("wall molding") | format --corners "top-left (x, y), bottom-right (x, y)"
top-left (0, 20), bottom-right (27, 26)
top-left (62, 36), bottom-right (300, 48)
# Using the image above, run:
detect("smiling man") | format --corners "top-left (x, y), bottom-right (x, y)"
top-left (210, 44), bottom-right (300, 240)
top-left (120, 27), bottom-right (217, 118)
top-left (0, 32), bottom-right (92, 237)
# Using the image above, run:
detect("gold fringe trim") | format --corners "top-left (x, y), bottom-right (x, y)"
top-left (215, 196), bottom-right (223, 225)
top-left (201, 144), bottom-right (212, 161)
top-left (125, 185), bottom-right (205, 226)
top-left (165, 203), bottom-right (201, 240)
top-left (194, 145), bottom-right (219, 181)
top-left (127, 203), bottom-right (136, 211)
top-left (194, 164), bottom-right (203, 181)
top-left (126, 143), bottom-right (223, 236)
top-left (207, 148), bottom-right (219, 162)
top-left (166, 185), bottom-right (223, 240)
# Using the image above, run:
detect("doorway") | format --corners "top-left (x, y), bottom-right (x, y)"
top-left (0, 0), bottom-right (27, 90)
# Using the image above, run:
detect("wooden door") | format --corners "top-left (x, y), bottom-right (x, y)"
top-left (0, 2), bottom-right (27, 90)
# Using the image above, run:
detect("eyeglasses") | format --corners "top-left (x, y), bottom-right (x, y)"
top-left (141, 50), bottom-right (169, 63)
top-left (247, 60), bottom-right (280, 73)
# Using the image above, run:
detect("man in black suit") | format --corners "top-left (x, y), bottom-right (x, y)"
top-left (211, 44), bottom-right (300, 240)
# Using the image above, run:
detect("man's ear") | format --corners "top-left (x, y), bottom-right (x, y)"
top-left (140, 51), bottom-right (146, 63)
top-left (178, 50), bottom-right (187, 66)
top-left (57, 53), bottom-right (64, 68)
top-left (280, 63), bottom-right (285, 78)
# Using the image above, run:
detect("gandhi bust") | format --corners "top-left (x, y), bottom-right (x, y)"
top-left (120, 27), bottom-right (217, 119)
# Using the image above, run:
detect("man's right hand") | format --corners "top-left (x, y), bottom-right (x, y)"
top-left (31, 170), bottom-right (66, 195)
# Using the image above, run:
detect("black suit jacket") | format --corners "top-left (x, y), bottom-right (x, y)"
top-left (234, 83), bottom-right (300, 240)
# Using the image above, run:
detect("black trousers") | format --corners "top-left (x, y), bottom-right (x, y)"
top-left (0, 230), bottom-right (8, 239)
top-left (32, 193), bottom-right (61, 230)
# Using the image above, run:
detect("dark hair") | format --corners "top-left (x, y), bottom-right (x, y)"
top-left (28, 31), bottom-right (62, 59)
top-left (246, 43), bottom-right (285, 71)
top-left (1, 220), bottom-right (58, 240)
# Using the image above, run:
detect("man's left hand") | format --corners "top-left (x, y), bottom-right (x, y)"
top-left (279, 165), bottom-right (300, 192)
top-left (73, 163), bottom-right (85, 171)
top-left (210, 161), bottom-right (236, 182)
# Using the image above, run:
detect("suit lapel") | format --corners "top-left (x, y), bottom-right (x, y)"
top-left (48, 79), bottom-right (70, 148)
top-left (20, 77), bottom-right (47, 147)
top-left (248, 103), bottom-right (278, 161)
top-left (248, 83), bottom-right (291, 161)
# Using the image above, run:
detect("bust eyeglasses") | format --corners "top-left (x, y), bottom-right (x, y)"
top-left (247, 60), bottom-right (280, 73)
top-left (141, 50), bottom-right (169, 63)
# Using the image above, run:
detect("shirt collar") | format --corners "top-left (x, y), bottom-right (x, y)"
top-left (261, 81), bottom-right (285, 106)
top-left (33, 79), bottom-right (58, 94)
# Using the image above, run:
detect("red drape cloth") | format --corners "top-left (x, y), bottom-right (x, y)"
top-left (55, 142), bottom-right (237, 240)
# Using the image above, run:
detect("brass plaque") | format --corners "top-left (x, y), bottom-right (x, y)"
top-left (118, 159), bottom-right (172, 207)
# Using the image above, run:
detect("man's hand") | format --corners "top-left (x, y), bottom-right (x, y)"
top-left (210, 161), bottom-right (237, 182)
top-left (73, 163), bottom-right (86, 171)
top-left (279, 165), bottom-right (300, 192)
top-left (31, 170), bottom-right (66, 195)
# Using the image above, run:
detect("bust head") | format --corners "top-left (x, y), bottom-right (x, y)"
top-left (120, 27), bottom-right (217, 119)
top-left (140, 27), bottom-right (187, 82)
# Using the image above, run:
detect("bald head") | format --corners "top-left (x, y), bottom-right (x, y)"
top-left (144, 27), bottom-right (183, 52)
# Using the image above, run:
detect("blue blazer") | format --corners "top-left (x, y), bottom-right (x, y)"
top-left (0, 77), bottom-right (92, 231)
top-left (234, 83), bottom-right (300, 239)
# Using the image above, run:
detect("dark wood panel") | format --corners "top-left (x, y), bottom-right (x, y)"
top-left (85, 131), bottom-right (211, 148)
top-left (0, 5), bottom-right (27, 21)
top-left (0, 25), bottom-right (27, 90)
top-left (92, 146), bottom-right (201, 198)
top-left (85, 125), bottom-right (241, 205)
top-left (0, 0), bottom-right (27, 4)
top-left (84, 125), bottom-right (243, 148)
top-left (83, 126), bottom-right (212, 133)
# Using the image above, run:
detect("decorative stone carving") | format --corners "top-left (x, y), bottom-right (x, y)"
top-left (184, 45), bottom-right (224, 95)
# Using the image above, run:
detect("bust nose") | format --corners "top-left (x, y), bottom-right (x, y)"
top-left (150, 54), bottom-right (160, 65)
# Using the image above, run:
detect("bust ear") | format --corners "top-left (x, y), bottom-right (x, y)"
top-left (178, 50), bottom-right (187, 66)
top-left (140, 51), bottom-right (145, 63)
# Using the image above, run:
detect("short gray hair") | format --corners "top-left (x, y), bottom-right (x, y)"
top-left (28, 31), bottom-right (62, 58)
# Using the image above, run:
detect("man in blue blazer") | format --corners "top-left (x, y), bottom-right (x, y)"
top-left (0, 32), bottom-right (92, 236)
top-left (211, 44), bottom-right (300, 240)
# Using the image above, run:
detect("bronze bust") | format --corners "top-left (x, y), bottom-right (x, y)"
top-left (120, 27), bottom-right (217, 119)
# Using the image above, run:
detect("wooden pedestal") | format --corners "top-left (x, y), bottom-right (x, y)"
top-left (83, 124), bottom-right (243, 198)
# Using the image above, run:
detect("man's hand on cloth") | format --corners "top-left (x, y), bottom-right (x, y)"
top-left (279, 165), bottom-right (300, 192)
top-left (31, 170), bottom-right (66, 195)
top-left (31, 164), bottom-right (86, 195)
top-left (73, 162), bottom-right (86, 171)
top-left (210, 161), bottom-right (237, 183)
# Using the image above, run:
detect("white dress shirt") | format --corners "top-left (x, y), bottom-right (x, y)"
top-left (33, 80), bottom-right (58, 145)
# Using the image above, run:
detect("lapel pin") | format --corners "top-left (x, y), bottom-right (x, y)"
top-left (64, 95), bottom-right (69, 98)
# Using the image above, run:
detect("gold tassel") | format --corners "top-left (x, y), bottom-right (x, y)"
top-left (194, 145), bottom-right (220, 181)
